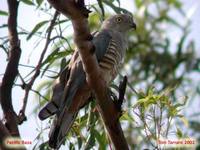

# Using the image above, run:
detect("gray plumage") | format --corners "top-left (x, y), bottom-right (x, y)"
top-left (38, 14), bottom-right (136, 149)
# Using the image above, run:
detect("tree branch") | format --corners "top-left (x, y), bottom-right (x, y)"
top-left (0, 120), bottom-right (10, 150)
top-left (0, 0), bottom-right (21, 138)
top-left (18, 11), bottom-right (59, 124)
top-left (47, 0), bottom-right (129, 149)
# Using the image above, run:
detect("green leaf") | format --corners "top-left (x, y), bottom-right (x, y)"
top-left (77, 113), bottom-right (89, 127)
top-left (36, 0), bottom-right (43, 6)
top-left (168, 106), bottom-right (178, 117)
top-left (77, 137), bottom-right (83, 149)
top-left (135, 0), bottom-right (142, 8)
top-left (42, 48), bottom-right (59, 65)
top-left (189, 121), bottom-right (200, 132)
top-left (54, 19), bottom-right (69, 26)
top-left (38, 141), bottom-right (49, 150)
top-left (176, 128), bottom-right (183, 138)
top-left (86, 103), bottom-right (96, 129)
top-left (93, 130), bottom-right (106, 150)
top-left (20, 0), bottom-right (34, 5)
top-left (0, 10), bottom-right (8, 16)
top-left (179, 116), bottom-right (189, 127)
top-left (97, 0), bottom-right (105, 19)
top-left (103, 0), bottom-right (131, 14)
top-left (177, 32), bottom-right (188, 58)
top-left (27, 20), bottom-right (49, 40)
top-left (165, 16), bottom-right (182, 28)
top-left (120, 112), bottom-right (134, 122)
top-left (41, 50), bottom-right (71, 77)
top-left (167, 0), bottom-right (182, 8)
top-left (69, 142), bottom-right (75, 150)
top-left (173, 96), bottom-right (188, 109)
top-left (84, 132), bottom-right (95, 150)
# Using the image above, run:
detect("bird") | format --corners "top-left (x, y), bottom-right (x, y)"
top-left (38, 14), bottom-right (136, 149)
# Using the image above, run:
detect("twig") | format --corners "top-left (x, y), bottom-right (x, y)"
top-left (49, 35), bottom-right (72, 50)
top-left (157, 103), bottom-right (163, 149)
top-left (0, 44), bottom-right (9, 55)
top-left (18, 64), bottom-right (58, 74)
top-left (153, 105), bottom-right (158, 147)
top-left (30, 89), bottom-right (49, 102)
top-left (18, 11), bottom-right (59, 124)
top-left (165, 117), bottom-right (172, 138)
top-left (143, 121), bottom-right (156, 148)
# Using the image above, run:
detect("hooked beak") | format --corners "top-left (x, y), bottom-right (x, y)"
top-left (131, 22), bottom-right (137, 30)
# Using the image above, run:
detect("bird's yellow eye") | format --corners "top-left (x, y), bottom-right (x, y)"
top-left (116, 17), bottom-right (122, 23)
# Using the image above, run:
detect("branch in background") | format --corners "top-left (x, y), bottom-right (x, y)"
top-left (118, 76), bottom-right (127, 106)
top-left (18, 11), bottom-right (59, 124)
top-left (113, 76), bottom-right (127, 117)
top-left (47, 0), bottom-right (129, 149)
top-left (0, 0), bottom-right (21, 141)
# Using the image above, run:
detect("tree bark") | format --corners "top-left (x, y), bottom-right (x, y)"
top-left (47, 0), bottom-right (129, 149)
top-left (0, 120), bottom-right (10, 150)
top-left (0, 0), bottom-right (26, 149)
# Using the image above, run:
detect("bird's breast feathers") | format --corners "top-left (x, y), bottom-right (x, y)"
top-left (99, 37), bottom-right (124, 82)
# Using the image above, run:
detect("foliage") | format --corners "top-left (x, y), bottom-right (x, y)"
top-left (133, 87), bottom-right (188, 149)
top-left (0, 0), bottom-right (200, 149)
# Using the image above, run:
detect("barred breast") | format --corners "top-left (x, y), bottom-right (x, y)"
top-left (99, 39), bottom-right (122, 83)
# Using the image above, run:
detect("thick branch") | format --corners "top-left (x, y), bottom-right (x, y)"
top-left (0, 120), bottom-right (10, 149)
top-left (0, 0), bottom-right (21, 137)
top-left (47, 0), bottom-right (129, 149)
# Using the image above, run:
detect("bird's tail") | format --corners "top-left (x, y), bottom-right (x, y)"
top-left (38, 101), bottom-right (60, 120)
top-left (47, 69), bottom-right (85, 149)
top-left (48, 109), bottom-right (78, 149)
top-left (38, 82), bottom-right (64, 120)
top-left (38, 63), bottom-right (68, 121)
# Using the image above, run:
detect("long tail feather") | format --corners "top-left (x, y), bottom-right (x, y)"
top-left (49, 109), bottom-right (78, 149)
top-left (38, 101), bottom-right (59, 120)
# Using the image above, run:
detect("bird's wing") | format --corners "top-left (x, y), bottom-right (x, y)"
top-left (38, 30), bottom-right (111, 121)
top-left (60, 30), bottom-right (112, 110)
top-left (93, 29), bottom-right (112, 61)
top-left (47, 30), bottom-right (112, 149)
top-left (38, 50), bottom-right (79, 120)
top-left (38, 61), bottom-right (69, 120)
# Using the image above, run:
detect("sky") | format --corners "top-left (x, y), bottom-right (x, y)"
top-left (0, 0), bottom-right (200, 149)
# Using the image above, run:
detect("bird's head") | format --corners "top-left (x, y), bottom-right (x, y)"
top-left (102, 14), bottom-right (136, 33)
